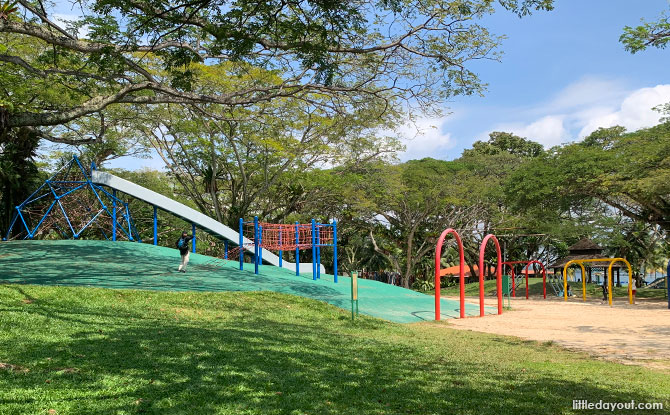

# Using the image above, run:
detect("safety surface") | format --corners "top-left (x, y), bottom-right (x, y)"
top-left (0, 240), bottom-right (494, 323)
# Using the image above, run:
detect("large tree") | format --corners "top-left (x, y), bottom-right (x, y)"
top-left (359, 158), bottom-right (485, 288)
top-left (0, 0), bottom-right (553, 144)
top-left (507, 124), bottom-right (670, 240)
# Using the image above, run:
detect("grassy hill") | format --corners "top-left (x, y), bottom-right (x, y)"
top-left (0, 284), bottom-right (668, 414)
top-left (0, 240), bottom-right (488, 322)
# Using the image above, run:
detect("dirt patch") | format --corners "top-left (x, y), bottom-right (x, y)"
top-left (0, 362), bottom-right (29, 373)
top-left (54, 367), bottom-right (80, 374)
top-left (444, 295), bottom-right (670, 370)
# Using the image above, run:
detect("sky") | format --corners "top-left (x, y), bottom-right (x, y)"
top-left (50, 0), bottom-right (670, 169)
top-left (399, 0), bottom-right (670, 161)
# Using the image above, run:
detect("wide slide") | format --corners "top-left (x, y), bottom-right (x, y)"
top-left (91, 170), bottom-right (322, 274)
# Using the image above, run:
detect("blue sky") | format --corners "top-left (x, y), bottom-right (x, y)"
top-left (400, 0), bottom-right (670, 160)
top-left (50, 0), bottom-right (670, 168)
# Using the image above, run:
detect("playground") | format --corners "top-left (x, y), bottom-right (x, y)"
top-left (1, 164), bottom-right (669, 414)
top-left (4, 2), bottom-right (670, 413)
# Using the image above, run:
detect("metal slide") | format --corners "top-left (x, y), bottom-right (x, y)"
top-left (548, 274), bottom-right (561, 296)
top-left (646, 277), bottom-right (667, 289)
top-left (91, 170), bottom-right (323, 274)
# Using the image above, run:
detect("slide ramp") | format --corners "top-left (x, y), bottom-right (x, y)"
top-left (91, 170), bottom-right (322, 274)
top-left (646, 277), bottom-right (667, 289)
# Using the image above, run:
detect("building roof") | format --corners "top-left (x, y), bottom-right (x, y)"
top-left (549, 255), bottom-right (622, 269)
top-left (548, 237), bottom-right (620, 269)
top-left (568, 238), bottom-right (603, 252)
top-left (440, 265), bottom-right (494, 277)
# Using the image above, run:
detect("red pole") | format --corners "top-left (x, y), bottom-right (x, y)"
top-left (528, 260), bottom-right (547, 299)
top-left (458, 239), bottom-right (465, 319)
top-left (434, 228), bottom-right (465, 320)
top-left (511, 267), bottom-right (516, 298)
top-left (525, 266), bottom-right (529, 299)
top-left (478, 241), bottom-right (486, 317)
top-left (434, 237), bottom-right (442, 320)
top-left (479, 234), bottom-right (503, 316)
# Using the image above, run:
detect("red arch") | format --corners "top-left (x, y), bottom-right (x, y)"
top-left (434, 228), bottom-right (465, 320)
top-left (479, 234), bottom-right (503, 316)
top-left (502, 260), bottom-right (547, 299)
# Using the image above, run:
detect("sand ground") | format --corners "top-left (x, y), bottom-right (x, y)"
top-left (443, 295), bottom-right (670, 370)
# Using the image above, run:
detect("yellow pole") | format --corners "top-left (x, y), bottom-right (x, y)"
top-left (579, 263), bottom-right (586, 301)
top-left (562, 261), bottom-right (571, 301)
top-left (607, 261), bottom-right (613, 306)
top-left (626, 261), bottom-right (633, 304)
top-left (606, 258), bottom-right (634, 306)
top-left (564, 258), bottom-right (633, 305)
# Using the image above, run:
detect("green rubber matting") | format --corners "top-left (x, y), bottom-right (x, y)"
top-left (0, 240), bottom-right (495, 323)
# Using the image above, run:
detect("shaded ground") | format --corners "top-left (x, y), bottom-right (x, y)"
top-left (0, 284), bottom-right (669, 414)
top-left (0, 240), bottom-right (493, 323)
top-left (446, 295), bottom-right (670, 370)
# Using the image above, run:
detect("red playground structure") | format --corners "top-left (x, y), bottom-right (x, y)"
top-left (502, 260), bottom-right (547, 299)
top-left (434, 229), bottom-right (503, 320)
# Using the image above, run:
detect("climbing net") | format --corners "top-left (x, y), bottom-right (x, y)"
top-left (241, 221), bottom-right (334, 251)
top-left (7, 157), bottom-right (138, 241)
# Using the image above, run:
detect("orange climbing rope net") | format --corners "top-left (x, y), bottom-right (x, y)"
top-left (242, 221), bottom-right (334, 251)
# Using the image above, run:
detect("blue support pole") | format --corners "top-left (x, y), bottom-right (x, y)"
top-left (295, 222), bottom-right (300, 276)
top-left (28, 200), bottom-right (57, 238)
top-left (112, 189), bottom-right (117, 241)
top-left (4, 208), bottom-right (19, 240)
top-left (192, 223), bottom-right (196, 253)
top-left (279, 229), bottom-right (283, 268)
top-left (311, 219), bottom-right (316, 280)
top-left (239, 218), bottom-right (244, 270)
top-left (224, 240), bottom-right (228, 260)
top-left (666, 260), bottom-right (670, 310)
top-left (153, 206), bottom-right (158, 245)
top-left (333, 220), bottom-right (338, 283)
top-left (254, 216), bottom-right (259, 275)
top-left (17, 207), bottom-right (30, 236)
top-left (316, 225), bottom-right (321, 279)
top-left (124, 203), bottom-right (132, 240)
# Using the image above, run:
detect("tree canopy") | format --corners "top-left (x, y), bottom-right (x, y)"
top-left (1, 0), bottom-right (552, 144)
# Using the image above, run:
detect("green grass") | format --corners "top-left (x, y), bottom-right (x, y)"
top-left (0, 284), bottom-right (668, 414)
top-left (435, 278), bottom-right (668, 300)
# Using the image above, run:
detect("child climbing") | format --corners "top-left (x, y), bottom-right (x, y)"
top-left (176, 231), bottom-right (193, 273)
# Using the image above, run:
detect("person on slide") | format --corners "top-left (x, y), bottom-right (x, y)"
top-left (176, 232), bottom-right (193, 273)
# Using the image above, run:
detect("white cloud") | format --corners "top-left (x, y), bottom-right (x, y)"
top-left (398, 117), bottom-right (455, 161)
top-left (576, 85), bottom-right (670, 138)
top-left (484, 80), bottom-right (670, 148)
top-left (492, 115), bottom-right (571, 148)
top-left (543, 76), bottom-right (629, 114)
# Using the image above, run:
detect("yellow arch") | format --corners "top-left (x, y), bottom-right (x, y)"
top-left (562, 258), bottom-right (633, 306)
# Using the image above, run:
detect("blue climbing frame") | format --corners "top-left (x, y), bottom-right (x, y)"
top-left (5, 156), bottom-right (140, 241)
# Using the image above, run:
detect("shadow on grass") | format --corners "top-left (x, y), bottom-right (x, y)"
top-left (0, 293), bottom-right (668, 415)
